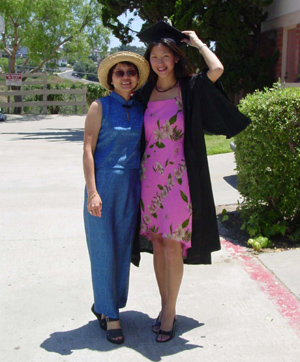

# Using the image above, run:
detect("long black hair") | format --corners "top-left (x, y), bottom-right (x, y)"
top-left (144, 39), bottom-right (192, 84)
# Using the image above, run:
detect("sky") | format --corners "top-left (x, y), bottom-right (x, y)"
top-left (109, 12), bottom-right (145, 49)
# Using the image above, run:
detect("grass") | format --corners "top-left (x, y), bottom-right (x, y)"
top-left (46, 74), bottom-right (83, 87)
top-left (204, 132), bottom-right (233, 155)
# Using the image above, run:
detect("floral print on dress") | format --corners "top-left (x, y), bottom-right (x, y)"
top-left (140, 94), bottom-right (192, 257)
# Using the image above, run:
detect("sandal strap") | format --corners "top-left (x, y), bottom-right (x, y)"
top-left (107, 328), bottom-right (124, 339)
top-left (158, 329), bottom-right (172, 337)
top-left (153, 317), bottom-right (161, 328)
top-left (91, 304), bottom-right (101, 319)
top-left (91, 305), bottom-right (107, 330)
top-left (106, 316), bottom-right (119, 322)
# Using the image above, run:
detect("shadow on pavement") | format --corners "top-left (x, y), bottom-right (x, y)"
top-left (40, 311), bottom-right (203, 360)
top-left (223, 175), bottom-right (238, 189)
top-left (2, 128), bottom-right (84, 143)
top-left (4, 114), bottom-right (82, 123)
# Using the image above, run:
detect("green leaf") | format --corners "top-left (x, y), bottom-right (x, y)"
top-left (182, 218), bottom-right (189, 228)
top-left (157, 184), bottom-right (164, 190)
top-left (180, 190), bottom-right (188, 203)
top-left (178, 178), bottom-right (182, 185)
top-left (169, 115), bottom-right (177, 125)
top-left (156, 142), bottom-right (166, 148)
top-left (140, 199), bottom-right (144, 212)
top-left (152, 213), bottom-right (157, 219)
top-left (222, 215), bottom-right (229, 222)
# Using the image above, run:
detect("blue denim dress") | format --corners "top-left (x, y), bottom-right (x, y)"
top-left (84, 91), bottom-right (143, 319)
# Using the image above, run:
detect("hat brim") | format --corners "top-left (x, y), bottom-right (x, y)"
top-left (97, 51), bottom-right (150, 91)
top-left (137, 21), bottom-right (189, 48)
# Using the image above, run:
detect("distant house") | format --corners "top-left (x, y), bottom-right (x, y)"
top-left (16, 47), bottom-right (28, 58)
top-left (261, 1), bottom-right (300, 83)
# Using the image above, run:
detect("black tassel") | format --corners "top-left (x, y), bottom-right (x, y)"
top-left (122, 104), bottom-right (131, 120)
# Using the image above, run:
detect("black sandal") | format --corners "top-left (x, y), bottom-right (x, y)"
top-left (152, 313), bottom-right (161, 333)
top-left (156, 318), bottom-right (176, 343)
top-left (106, 317), bottom-right (124, 344)
top-left (91, 304), bottom-right (107, 330)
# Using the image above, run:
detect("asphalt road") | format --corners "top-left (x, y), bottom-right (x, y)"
top-left (58, 69), bottom-right (99, 84)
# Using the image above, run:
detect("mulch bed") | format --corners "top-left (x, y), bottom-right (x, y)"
top-left (216, 204), bottom-right (300, 253)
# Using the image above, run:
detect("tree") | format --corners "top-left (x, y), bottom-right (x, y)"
top-left (73, 58), bottom-right (98, 81)
top-left (0, 0), bottom-right (110, 74)
top-left (110, 45), bottom-right (146, 56)
top-left (97, 0), bottom-right (276, 94)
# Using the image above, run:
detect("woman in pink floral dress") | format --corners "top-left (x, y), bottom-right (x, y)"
top-left (140, 83), bottom-right (193, 257)
top-left (136, 22), bottom-right (225, 342)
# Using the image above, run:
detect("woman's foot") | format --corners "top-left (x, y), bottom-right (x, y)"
top-left (156, 317), bottom-right (176, 343)
top-left (106, 318), bottom-right (124, 344)
top-left (152, 312), bottom-right (162, 333)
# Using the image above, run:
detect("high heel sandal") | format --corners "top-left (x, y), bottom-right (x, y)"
top-left (152, 313), bottom-right (161, 334)
top-left (91, 304), bottom-right (107, 330)
top-left (156, 318), bottom-right (176, 343)
top-left (106, 317), bottom-right (124, 345)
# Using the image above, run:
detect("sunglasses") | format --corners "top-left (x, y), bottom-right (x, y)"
top-left (113, 70), bottom-right (138, 77)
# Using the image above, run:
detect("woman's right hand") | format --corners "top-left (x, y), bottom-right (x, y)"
top-left (87, 193), bottom-right (102, 218)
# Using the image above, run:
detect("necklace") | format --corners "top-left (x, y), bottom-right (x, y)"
top-left (155, 80), bottom-right (178, 93)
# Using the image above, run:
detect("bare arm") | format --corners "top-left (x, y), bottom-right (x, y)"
top-left (182, 30), bottom-right (224, 83)
top-left (83, 100), bottom-right (103, 217)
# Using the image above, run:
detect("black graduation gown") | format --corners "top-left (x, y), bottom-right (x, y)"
top-left (131, 71), bottom-right (251, 266)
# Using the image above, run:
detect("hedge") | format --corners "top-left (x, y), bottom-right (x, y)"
top-left (235, 82), bottom-right (300, 242)
top-left (86, 83), bottom-right (108, 106)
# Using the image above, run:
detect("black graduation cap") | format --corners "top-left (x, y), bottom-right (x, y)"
top-left (137, 20), bottom-right (189, 47)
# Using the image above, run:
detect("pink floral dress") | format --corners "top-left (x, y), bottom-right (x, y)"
top-left (140, 88), bottom-right (192, 256)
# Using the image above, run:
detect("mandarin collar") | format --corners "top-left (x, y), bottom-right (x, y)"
top-left (110, 91), bottom-right (134, 106)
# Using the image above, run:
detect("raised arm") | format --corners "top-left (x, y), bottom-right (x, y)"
top-left (181, 30), bottom-right (224, 83)
top-left (83, 100), bottom-right (103, 217)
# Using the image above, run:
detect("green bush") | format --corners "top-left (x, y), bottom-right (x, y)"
top-left (86, 83), bottom-right (108, 106)
top-left (46, 83), bottom-right (67, 114)
top-left (23, 83), bottom-right (84, 114)
top-left (73, 59), bottom-right (97, 80)
top-left (0, 58), bottom-right (9, 73)
top-left (86, 63), bottom-right (98, 82)
top-left (235, 82), bottom-right (300, 242)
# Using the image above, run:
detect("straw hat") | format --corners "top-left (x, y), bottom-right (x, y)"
top-left (97, 51), bottom-right (150, 91)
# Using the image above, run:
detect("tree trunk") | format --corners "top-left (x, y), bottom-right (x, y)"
top-left (12, 86), bottom-right (22, 114)
top-left (9, 54), bottom-right (22, 114)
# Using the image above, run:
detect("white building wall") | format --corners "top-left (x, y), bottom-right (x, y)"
top-left (262, 0), bottom-right (300, 31)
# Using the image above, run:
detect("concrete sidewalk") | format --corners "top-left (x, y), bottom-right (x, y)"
top-left (1, 115), bottom-right (299, 362)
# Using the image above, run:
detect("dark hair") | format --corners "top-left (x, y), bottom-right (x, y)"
top-left (107, 62), bottom-right (139, 91)
top-left (144, 39), bottom-right (192, 84)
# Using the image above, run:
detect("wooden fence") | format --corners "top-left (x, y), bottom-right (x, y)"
top-left (0, 72), bottom-right (86, 114)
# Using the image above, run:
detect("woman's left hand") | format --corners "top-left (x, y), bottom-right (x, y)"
top-left (181, 30), bottom-right (205, 49)
top-left (181, 30), bottom-right (224, 83)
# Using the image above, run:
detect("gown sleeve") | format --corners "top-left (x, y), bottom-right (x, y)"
top-left (194, 71), bottom-right (251, 138)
